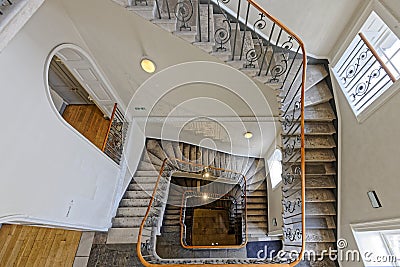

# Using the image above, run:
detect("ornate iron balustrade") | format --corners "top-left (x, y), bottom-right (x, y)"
top-left (335, 32), bottom-right (397, 115)
top-left (102, 103), bottom-right (130, 165)
top-left (132, 0), bottom-right (307, 264)
top-left (0, 0), bottom-right (12, 15)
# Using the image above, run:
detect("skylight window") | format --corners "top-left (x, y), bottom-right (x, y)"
top-left (334, 11), bottom-right (400, 119)
top-left (267, 149), bottom-right (282, 189)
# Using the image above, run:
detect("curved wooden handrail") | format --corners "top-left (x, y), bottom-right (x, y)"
top-left (137, 0), bottom-right (307, 265)
top-left (102, 103), bottom-right (118, 152)
top-left (248, 1), bottom-right (306, 266)
top-left (137, 158), bottom-right (290, 267)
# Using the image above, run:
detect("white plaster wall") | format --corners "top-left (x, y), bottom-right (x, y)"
top-left (334, 79), bottom-right (400, 267)
top-left (0, 0), bottom-right (121, 230)
top-left (324, 1), bottom-right (400, 265)
top-left (49, 88), bottom-right (65, 113)
top-left (265, 137), bottom-right (283, 234)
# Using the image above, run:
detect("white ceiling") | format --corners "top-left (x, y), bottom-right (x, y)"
top-left (57, 0), bottom-right (280, 156)
top-left (254, 0), bottom-right (366, 57)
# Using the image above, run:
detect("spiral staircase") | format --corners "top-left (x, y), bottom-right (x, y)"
top-left (86, 0), bottom-right (339, 266)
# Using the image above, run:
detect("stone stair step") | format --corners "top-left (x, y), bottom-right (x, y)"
top-left (116, 207), bottom-right (149, 217)
top-left (142, 144), bottom-right (163, 163)
top-left (304, 135), bottom-right (336, 149)
top-left (163, 219), bottom-right (180, 226)
top-left (147, 150), bottom-right (166, 166)
top-left (247, 222), bottom-right (268, 229)
top-left (304, 81), bottom-right (333, 107)
top-left (112, 217), bottom-right (143, 228)
top-left (193, 41), bottom-right (215, 53)
top-left (152, 18), bottom-right (177, 32)
top-left (136, 160), bottom-right (159, 171)
top-left (304, 102), bottom-right (336, 122)
top-left (247, 215), bottom-right (268, 222)
top-left (247, 180), bottom-right (266, 192)
top-left (247, 203), bottom-right (267, 210)
top-left (305, 242), bottom-right (336, 255)
top-left (284, 215), bottom-right (336, 230)
top-left (305, 189), bottom-right (336, 202)
top-left (134, 176), bottom-right (159, 184)
top-left (291, 176), bottom-right (336, 189)
top-left (164, 209), bottom-right (181, 216)
top-left (161, 225), bottom-right (181, 233)
top-left (173, 30), bottom-right (197, 43)
top-left (127, 4), bottom-right (156, 20)
top-left (106, 228), bottom-right (141, 244)
top-left (280, 64), bottom-right (328, 100)
top-left (305, 229), bottom-right (336, 243)
top-left (305, 216), bottom-right (336, 229)
top-left (124, 190), bottom-right (152, 199)
top-left (282, 80), bottom-right (333, 111)
top-left (301, 163), bottom-right (336, 175)
top-left (246, 196), bottom-right (266, 204)
top-left (120, 198), bottom-right (151, 207)
top-left (283, 149), bottom-right (336, 163)
top-left (159, 140), bottom-right (177, 161)
top-left (247, 227), bottom-right (268, 235)
top-left (284, 135), bottom-right (336, 150)
top-left (164, 214), bottom-right (180, 221)
top-left (128, 183), bottom-right (156, 191)
top-left (283, 122), bottom-right (336, 136)
top-left (134, 170), bottom-right (160, 177)
top-left (247, 209), bottom-right (267, 216)
top-left (246, 190), bottom-right (267, 197)
top-left (305, 203), bottom-right (336, 216)
top-left (280, 102), bottom-right (336, 123)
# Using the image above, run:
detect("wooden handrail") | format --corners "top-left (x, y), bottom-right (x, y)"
top-left (136, 0), bottom-right (307, 264)
top-left (102, 103), bottom-right (118, 152)
top-left (359, 32), bottom-right (397, 83)
top-left (247, 1), bottom-right (307, 266)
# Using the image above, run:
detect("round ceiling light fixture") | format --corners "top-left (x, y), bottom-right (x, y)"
top-left (202, 167), bottom-right (211, 178)
top-left (140, 57), bottom-right (156, 73)
top-left (244, 131), bottom-right (253, 139)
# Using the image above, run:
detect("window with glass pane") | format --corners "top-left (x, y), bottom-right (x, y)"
top-left (381, 231), bottom-right (400, 266)
top-left (334, 11), bottom-right (400, 117)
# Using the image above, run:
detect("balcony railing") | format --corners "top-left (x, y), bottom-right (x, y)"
top-left (102, 103), bottom-right (129, 165)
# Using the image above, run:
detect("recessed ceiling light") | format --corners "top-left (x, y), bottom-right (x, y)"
top-left (140, 57), bottom-right (156, 73)
top-left (244, 132), bottom-right (253, 139)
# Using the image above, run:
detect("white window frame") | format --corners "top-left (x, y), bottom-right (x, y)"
top-left (332, 0), bottom-right (400, 123)
top-left (267, 148), bottom-right (282, 190)
top-left (351, 219), bottom-right (400, 267)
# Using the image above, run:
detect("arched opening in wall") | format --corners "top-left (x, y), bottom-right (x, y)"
top-left (48, 55), bottom-right (110, 150)
top-left (46, 45), bottom-right (129, 164)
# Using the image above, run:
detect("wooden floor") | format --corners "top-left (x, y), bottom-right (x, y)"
top-left (62, 104), bottom-right (110, 150)
top-left (192, 209), bottom-right (236, 246)
top-left (0, 225), bottom-right (81, 266)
